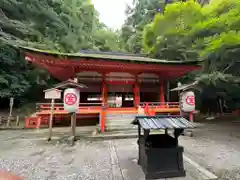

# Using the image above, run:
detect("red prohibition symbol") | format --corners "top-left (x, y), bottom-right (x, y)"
top-left (186, 96), bottom-right (195, 106)
top-left (64, 93), bottom-right (77, 106)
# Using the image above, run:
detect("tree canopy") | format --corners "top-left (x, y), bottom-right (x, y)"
top-left (0, 0), bottom-right (122, 52)
top-left (0, 0), bottom-right (123, 105)
top-left (0, 0), bottom-right (239, 110)
top-left (142, 0), bottom-right (240, 86)
top-left (120, 0), bottom-right (240, 108)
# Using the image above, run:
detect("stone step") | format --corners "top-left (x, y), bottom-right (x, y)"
top-left (106, 120), bottom-right (134, 124)
top-left (106, 118), bottom-right (135, 121)
top-left (106, 114), bottom-right (137, 118)
top-left (105, 113), bottom-right (138, 131)
top-left (106, 115), bottom-right (136, 118)
top-left (106, 113), bottom-right (137, 116)
top-left (105, 115), bottom-right (137, 119)
top-left (106, 114), bottom-right (136, 116)
top-left (97, 123), bottom-right (136, 131)
top-left (105, 125), bottom-right (137, 131)
top-left (105, 117), bottom-right (136, 121)
top-left (88, 131), bottom-right (138, 140)
top-left (106, 119), bottom-right (134, 124)
top-left (106, 117), bottom-right (136, 122)
top-left (106, 122), bottom-right (133, 126)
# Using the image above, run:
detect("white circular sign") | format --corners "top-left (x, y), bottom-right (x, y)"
top-left (63, 88), bottom-right (80, 113)
top-left (64, 93), bottom-right (77, 106)
top-left (180, 91), bottom-right (195, 112)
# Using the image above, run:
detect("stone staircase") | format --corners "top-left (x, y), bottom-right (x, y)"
top-left (105, 113), bottom-right (138, 131)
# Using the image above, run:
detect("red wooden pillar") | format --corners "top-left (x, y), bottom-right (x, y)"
top-left (101, 75), bottom-right (107, 132)
top-left (134, 76), bottom-right (140, 107)
top-left (102, 76), bottom-right (107, 106)
top-left (160, 81), bottom-right (165, 106)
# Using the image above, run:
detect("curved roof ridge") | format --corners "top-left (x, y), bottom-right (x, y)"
top-left (21, 46), bottom-right (203, 65)
top-left (79, 50), bottom-right (148, 57)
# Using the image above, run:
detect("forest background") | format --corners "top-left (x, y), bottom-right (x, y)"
top-left (0, 0), bottom-right (239, 113)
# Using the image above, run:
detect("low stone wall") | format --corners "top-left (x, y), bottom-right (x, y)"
top-left (0, 115), bottom-right (20, 129)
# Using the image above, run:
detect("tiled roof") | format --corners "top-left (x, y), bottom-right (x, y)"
top-left (53, 80), bottom-right (87, 89)
top-left (133, 116), bottom-right (195, 129)
top-left (170, 81), bottom-right (198, 91)
top-left (79, 50), bottom-right (147, 57)
top-left (20, 46), bottom-right (202, 65)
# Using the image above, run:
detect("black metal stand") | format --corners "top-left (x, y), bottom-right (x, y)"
top-left (137, 125), bottom-right (186, 179)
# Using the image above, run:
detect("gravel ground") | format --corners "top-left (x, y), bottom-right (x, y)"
top-left (1, 119), bottom-right (240, 180)
top-left (0, 130), bottom-right (208, 180)
top-left (180, 119), bottom-right (240, 180)
top-left (0, 139), bottom-right (113, 180)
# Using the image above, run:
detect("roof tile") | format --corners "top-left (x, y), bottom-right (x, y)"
top-left (133, 116), bottom-right (195, 129)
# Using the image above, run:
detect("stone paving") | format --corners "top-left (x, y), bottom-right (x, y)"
top-left (2, 119), bottom-right (240, 180)
top-left (0, 129), bottom-right (213, 180)
top-left (113, 139), bottom-right (211, 180)
top-left (179, 120), bottom-right (240, 180)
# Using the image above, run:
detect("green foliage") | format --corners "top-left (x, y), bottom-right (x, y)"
top-left (0, 45), bottom-right (29, 98)
top-left (0, 0), bottom-right (123, 105)
top-left (0, 0), bottom-right (121, 53)
top-left (120, 0), bottom-right (165, 53)
top-left (93, 29), bottom-right (123, 51)
top-left (142, 0), bottom-right (240, 88)
top-left (120, 0), bottom-right (239, 107)
top-left (143, 1), bottom-right (203, 60)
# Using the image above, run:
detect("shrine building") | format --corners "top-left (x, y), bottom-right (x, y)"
top-left (22, 47), bottom-right (201, 132)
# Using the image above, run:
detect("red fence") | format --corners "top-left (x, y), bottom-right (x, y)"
top-left (140, 102), bottom-right (180, 116)
top-left (36, 103), bottom-right (102, 112)
top-left (25, 102), bottom-right (180, 129)
top-left (140, 102), bottom-right (179, 108)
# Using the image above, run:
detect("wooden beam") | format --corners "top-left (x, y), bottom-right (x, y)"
top-left (105, 80), bottom-right (135, 85)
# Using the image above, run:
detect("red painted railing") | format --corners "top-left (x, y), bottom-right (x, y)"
top-left (139, 102), bottom-right (180, 116)
top-left (140, 102), bottom-right (179, 108)
top-left (26, 102), bottom-right (180, 130)
top-left (36, 102), bottom-right (180, 112)
top-left (36, 103), bottom-right (102, 112)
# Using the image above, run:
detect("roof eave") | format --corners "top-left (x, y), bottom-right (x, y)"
top-left (20, 46), bottom-right (203, 66)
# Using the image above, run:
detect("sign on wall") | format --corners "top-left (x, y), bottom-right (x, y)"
top-left (180, 91), bottom-right (195, 112)
top-left (63, 88), bottom-right (80, 113)
top-left (44, 89), bottom-right (61, 99)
